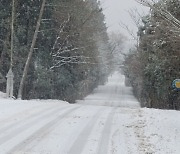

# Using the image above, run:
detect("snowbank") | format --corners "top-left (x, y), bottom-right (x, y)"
top-left (0, 91), bottom-right (69, 104)
top-left (0, 91), bottom-right (6, 99)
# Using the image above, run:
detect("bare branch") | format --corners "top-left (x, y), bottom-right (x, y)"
top-left (136, 0), bottom-right (180, 34)
top-left (119, 22), bottom-right (138, 40)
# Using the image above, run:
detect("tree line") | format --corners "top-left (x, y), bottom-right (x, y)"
top-left (124, 0), bottom-right (180, 110)
top-left (0, 0), bottom-right (112, 102)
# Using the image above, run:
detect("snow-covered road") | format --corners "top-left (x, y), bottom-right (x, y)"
top-left (0, 72), bottom-right (180, 154)
top-left (77, 71), bottom-right (140, 108)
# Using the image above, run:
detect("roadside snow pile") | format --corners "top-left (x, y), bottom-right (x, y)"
top-left (0, 91), bottom-right (69, 104)
top-left (31, 99), bottom-right (69, 104)
top-left (0, 99), bottom-right (69, 104)
top-left (117, 107), bottom-right (180, 154)
top-left (141, 108), bottom-right (180, 154)
top-left (0, 91), bottom-right (6, 99)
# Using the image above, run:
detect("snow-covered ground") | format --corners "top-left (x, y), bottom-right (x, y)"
top-left (77, 72), bottom-right (140, 108)
top-left (0, 71), bottom-right (180, 154)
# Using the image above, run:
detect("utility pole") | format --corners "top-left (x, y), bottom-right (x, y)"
top-left (6, 0), bottom-right (15, 98)
top-left (10, 0), bottom-right (15, 68)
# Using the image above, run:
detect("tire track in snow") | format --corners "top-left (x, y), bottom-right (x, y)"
top-left (0, 105), bottom-right (70, 146)
top-left (110, 108), bottom-right (137, 154)
top-left (96, 108), bottom-right (116, 154)
top-left (7, 106), bottom-right (81, 154)
top-left (67, 108), bottom-right (105, 154)
top-left (0, 104), bottom-right (46, 123)
top-left (0, 104), bottom-right (65, 134)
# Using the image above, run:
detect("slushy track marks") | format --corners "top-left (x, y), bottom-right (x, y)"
top-left (67, 108), bottom-right (106, 154)
top-left (0, 104), bottom-right (67, 135)
top-left (0, 103), bottom-right (47, 123)
top-left (68, 108), bottom-right (116, 154)
top-left (97, 108), bottom-right (117, 154)
top-left (0, 105), bottom-right (77, 154)
top-left (7, 106), bottom-right (80, 154)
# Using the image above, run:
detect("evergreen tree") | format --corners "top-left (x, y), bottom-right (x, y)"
top-left (0, 0), bottom-right (110, 101)
top-left (124, 0), bottom-right (180, 109)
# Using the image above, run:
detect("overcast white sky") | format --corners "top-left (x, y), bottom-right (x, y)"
top-left (99, 0), bottom-right (149, 39)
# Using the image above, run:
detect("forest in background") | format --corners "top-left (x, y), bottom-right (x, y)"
top-left (0, 0), bottom-right (112, 102)
top-left (124, 0), bottom-right (180, 110)
top-left (0, 0), bottom-right (179, 110)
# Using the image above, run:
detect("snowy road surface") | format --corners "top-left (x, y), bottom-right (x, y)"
top-left (0, 72), bottom-right (180, 154)
top-left (77, 71), bottom-right (140, 108)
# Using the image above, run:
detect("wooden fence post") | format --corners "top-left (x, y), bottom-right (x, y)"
top-left (6, 68), bottom-right (14, 98)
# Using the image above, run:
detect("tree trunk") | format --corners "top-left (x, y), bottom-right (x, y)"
top-left (17, 0), bottom-right (46, 99)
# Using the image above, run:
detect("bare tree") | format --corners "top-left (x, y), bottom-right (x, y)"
top-left (18, 0), bottom-right (46, 99)
top-left (109, 32), bottom-right (126, 54)
top-left (108, 32), bottom-right (127, 69)
top-left (50, 6), bottom-right (102, 70)
top-left (118, 8), bottom-right (148, 48)
top-left (136, 0), bottom-right (180, 35)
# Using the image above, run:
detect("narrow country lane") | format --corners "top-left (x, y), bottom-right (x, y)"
top-left (0, 71), bottom-right (179, 154)
top-left (77, 71), bottom-right (140, 108)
